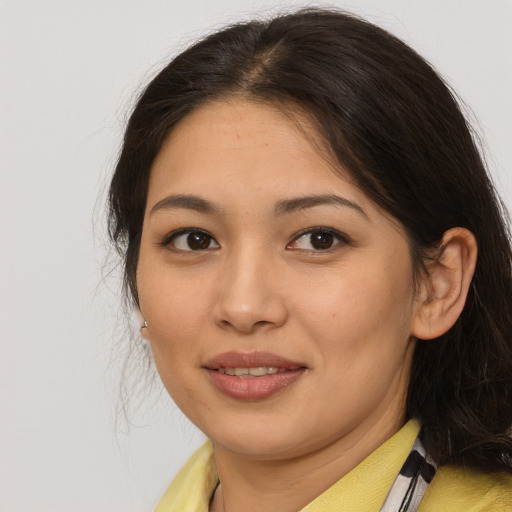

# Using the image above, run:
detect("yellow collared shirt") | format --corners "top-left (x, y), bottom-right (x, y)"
top-left (155, 420), bottom-right (512, 511)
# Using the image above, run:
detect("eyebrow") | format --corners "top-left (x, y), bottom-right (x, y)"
top-left (149, 193), bottom-right (367, 218)
top-left (274, 194), bottom-right (367, 218)
top-left (150, 194), bottom-right (224, 216)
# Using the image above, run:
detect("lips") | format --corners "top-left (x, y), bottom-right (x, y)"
top-left (204, 351), bottom-right (307, 400)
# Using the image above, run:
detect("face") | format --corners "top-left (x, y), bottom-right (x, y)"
top-left (137, 99), bottom-right (421, 460)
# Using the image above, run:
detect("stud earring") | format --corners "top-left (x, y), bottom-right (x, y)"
top-left (141, 320), bottom-right (148, 330)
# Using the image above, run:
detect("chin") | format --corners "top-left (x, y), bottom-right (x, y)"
top-left (214, 431), bottom-right (306, 459)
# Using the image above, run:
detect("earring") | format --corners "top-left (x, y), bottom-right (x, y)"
top-left (141, 320), bottom-right (148, 330)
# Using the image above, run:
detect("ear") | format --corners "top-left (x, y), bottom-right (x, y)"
top-left (411, 227), bottom-right (477, 340)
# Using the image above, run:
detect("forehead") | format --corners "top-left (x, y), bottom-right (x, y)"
top-left (148, 98), bottom-right (360, 203)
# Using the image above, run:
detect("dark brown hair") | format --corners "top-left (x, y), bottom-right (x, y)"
top-left (109, 8), bottom-right (512, 472)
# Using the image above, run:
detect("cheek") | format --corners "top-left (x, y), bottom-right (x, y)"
top-left (301, 264), bottom-right (413, 322)
top-left (296, 269), bottom-right (416, 415)
top-left (136, 255), bottom-right (212, 379)
top-left (142, 283), bottom-right (208, 354)
top-left (294, 264), bottom-right (416, 364)
top-left (140, 286), bottom-right (208, 408)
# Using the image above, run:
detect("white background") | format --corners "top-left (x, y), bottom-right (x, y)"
top-left (1, 1), bottom-right (511, 510)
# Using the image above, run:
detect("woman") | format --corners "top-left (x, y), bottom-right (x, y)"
top-left (108, 8), bottom-right (512, 511)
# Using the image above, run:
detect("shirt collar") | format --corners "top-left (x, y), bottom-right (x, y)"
top-left (155, 419), bottom-right (420, 512)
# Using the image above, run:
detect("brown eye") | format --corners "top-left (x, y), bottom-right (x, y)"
top-left (309, 231), bottom-right (334, 250)
top-left (187, 232), bottom-right (212, 250)
top-left (169, 230), bottom-right (219, 251)
top-left (287, 228), bottom-right (347, 252)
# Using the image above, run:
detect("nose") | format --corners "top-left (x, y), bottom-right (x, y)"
top-left (212, 249), bottom-right (288, 335)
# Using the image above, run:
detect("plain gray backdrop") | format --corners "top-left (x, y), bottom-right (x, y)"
top-left (1, 1), bottom-right (511, 510)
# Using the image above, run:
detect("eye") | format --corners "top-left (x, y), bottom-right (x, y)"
top-left (166, 229), bottom-right (219, 251)
top-left (287, 228), bottom-right (348, 251)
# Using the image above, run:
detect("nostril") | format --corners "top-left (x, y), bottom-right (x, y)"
top-left (217, 317), bottom-right (281, 334)
top-left (213, 288), bottom-right (288, 333)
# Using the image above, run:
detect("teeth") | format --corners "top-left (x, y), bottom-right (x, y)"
top-left (218, 366), bottom-right (284, 377)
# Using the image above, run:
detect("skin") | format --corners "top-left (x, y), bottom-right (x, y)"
top-left (137, 99), bottom-right (428, 512)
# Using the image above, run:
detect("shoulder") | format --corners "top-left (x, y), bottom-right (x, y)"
top-left (419, 465), bottom-right (512, 512)
top-left (154, 440), bottom-right (218, 512)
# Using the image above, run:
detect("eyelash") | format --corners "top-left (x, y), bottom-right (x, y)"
top-left (160, 228), bottom-right (219, 252)
top-left (160, 226), bottom-right (350, 253)
top-left (286, 227), bottom-right (350, 252)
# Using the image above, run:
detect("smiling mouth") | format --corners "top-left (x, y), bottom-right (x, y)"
top-left (204, 351), bottom-right (307, 399)
top-left (216, 366), bottom-right (295, 377)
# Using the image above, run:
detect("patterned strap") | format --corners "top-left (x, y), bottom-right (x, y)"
top-left (379, 434), bottom-right (437, 512)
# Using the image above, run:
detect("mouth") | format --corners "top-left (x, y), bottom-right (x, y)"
top-left (204, 352), bottom-right (307, 400)
top-left (216, 366), bottom-right (292, 377)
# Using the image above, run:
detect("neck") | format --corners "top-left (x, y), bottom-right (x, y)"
top-left (209, 413), bottom-right (405, 512)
